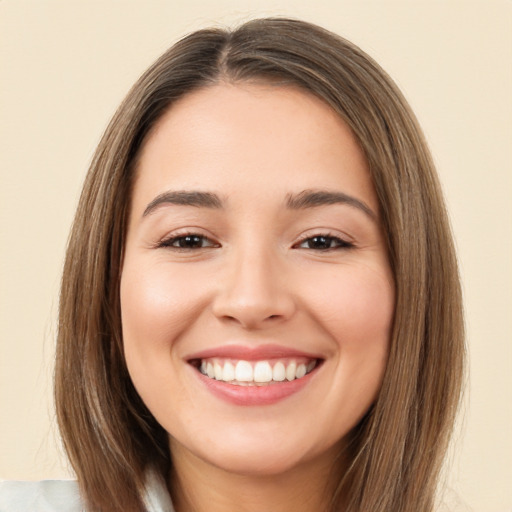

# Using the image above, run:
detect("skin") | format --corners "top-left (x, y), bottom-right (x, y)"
top-left (120, 83), bottom-right (395, 512)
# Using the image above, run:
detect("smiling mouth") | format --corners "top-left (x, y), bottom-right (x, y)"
top-left (190, 357), bottom-right (321, 386)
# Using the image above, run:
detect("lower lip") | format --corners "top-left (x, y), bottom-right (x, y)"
top-left (195, 369), bottom-right (317, 406)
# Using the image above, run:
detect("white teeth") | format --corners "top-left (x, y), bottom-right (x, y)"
top-left (296, 363), bottom-right (307, 379)
top-left (222, 361), bottom-right (235, 382)
top-left (235, 360), bottom-right (253, 382)
top-left (272, 362), bottom-right (286, 381)
top-left (254, 361), bottom-right (272, 383)
top-left (286, 362), bottom-right (296, 381)
top-left (199, 358), bottom-right (318, 384)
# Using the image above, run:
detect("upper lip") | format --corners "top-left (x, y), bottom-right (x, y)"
top-left (186, 344), bottom-right (323, 361)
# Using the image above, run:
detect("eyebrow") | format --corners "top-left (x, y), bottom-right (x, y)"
top-left (142, 188), bottom-right (377, 220)
top-left (285, 189), bottom-right (377, 220)
top-left (143, 190), bottom-right (223, 217)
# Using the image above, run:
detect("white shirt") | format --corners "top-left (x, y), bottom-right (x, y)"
top-left (0, 470), bottom-right (174, 512)
top-left (2, 475), bottom-right (490, 512)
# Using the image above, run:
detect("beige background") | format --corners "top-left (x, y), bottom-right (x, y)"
top-left (1, 1), bottom-right (511, 511)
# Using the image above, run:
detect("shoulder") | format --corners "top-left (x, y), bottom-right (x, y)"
top-left (0, 471), bottom-right (174, 512)
top-left (0, 479), bottom-right (84, 512)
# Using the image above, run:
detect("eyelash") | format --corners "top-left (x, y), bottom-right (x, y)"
top-left (157, 233), bottom-right (219, 250)
top-left (157, 232), bottom-right (354, 252)
top-left (293, 234), bottom-right (354, 251)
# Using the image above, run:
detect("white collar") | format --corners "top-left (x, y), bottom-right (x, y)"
top-left (143, 469), bottom-right (175, 512)
top-left (0, 470), bottom-right (175, 512)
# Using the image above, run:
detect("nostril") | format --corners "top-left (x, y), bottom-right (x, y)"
top-left (211, 283), bottom-right (297, 329)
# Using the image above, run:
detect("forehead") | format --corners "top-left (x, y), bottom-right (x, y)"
top-left (132, 83), bottom-right (378, 214)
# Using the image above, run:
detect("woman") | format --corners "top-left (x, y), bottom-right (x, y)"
top-left (0, 17), bottom-right (464, 512)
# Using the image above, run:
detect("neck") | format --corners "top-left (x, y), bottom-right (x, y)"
top-left (169, 442), bottom-right (345, 512)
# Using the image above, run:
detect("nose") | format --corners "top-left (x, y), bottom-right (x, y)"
top-left (211, 246), bottom-right (297, 330)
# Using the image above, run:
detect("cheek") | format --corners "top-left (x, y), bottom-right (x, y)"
top-left (305, 263), bottom-right (395, 346)
top-left (119, 261), bottom-right (207, 392)
top-left (121, 261), bottom-right (203, 347)
top-left (119, 261), bottom-right (211, 426)
top-left (305, 264), bottom-right (394, 414)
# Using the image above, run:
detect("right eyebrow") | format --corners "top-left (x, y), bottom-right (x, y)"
top-left (142, 190), bottom-right (224, 217)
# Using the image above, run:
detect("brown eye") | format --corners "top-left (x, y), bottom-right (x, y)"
top-left (175, 235), bottom-right (205, 248)
top-left (297, 235), bottom-right (353, 251)
top-left (160, 234), bottom-right (219, 249)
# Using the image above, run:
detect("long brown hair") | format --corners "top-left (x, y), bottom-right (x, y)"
top-left (55, 18), bottom-right (464, 512)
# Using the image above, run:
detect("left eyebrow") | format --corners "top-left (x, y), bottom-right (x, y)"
top-left (142, 190), bottom-right (224, 217)
top-left (285, 189), bottom-right (377, 221)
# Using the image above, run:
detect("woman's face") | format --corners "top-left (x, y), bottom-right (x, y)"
top-left (120, 83), bottom-right (394, 476)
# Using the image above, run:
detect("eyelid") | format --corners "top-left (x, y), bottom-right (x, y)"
top-left (292, 231), bottom-right (355, 250)
top-left (155, 229), bottom-right (221, 250)
top-left (153, 228), bottom-right (355, 251)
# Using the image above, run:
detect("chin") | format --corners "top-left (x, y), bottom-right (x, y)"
top-left (170, 425), bottom-right (340, 479)
top-left (200, 446), bottom-right (311, 477)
